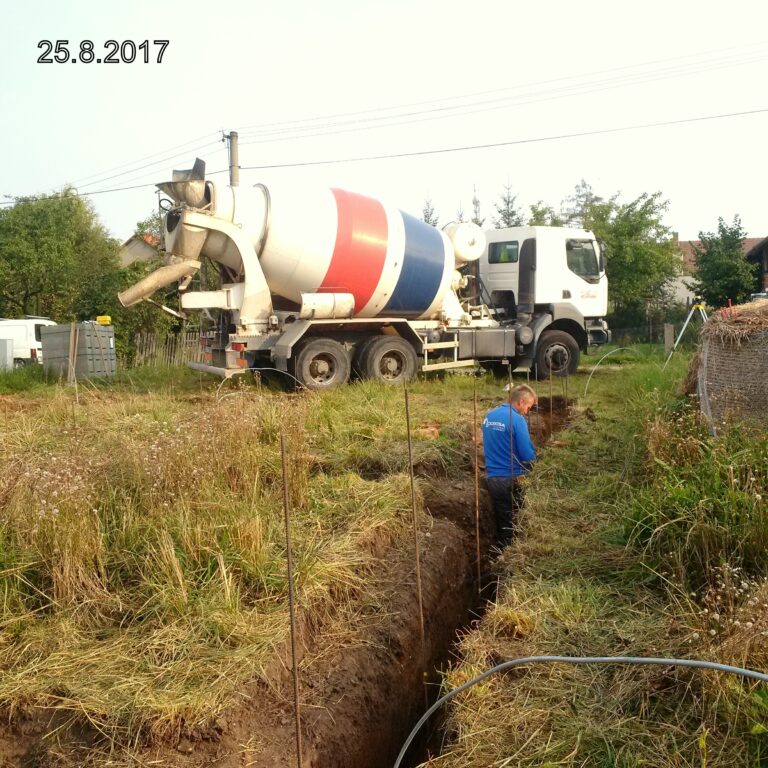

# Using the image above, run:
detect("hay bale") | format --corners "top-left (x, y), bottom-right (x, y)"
top-left (697, 300), bottom-right (768, 431)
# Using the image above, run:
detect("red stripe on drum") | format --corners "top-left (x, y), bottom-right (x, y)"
top-left (321, 189), bottom-right (388, 314)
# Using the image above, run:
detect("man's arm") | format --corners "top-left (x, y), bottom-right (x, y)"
top-left (514, 415), bottom-right (537, 469)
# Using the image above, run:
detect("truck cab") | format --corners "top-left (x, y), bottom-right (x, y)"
top-left (480, 226), bottom-right (607, 326)
top-left (456, 226), bottom-right (610, 377)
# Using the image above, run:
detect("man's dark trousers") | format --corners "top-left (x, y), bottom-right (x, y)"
top-left (486, 476), bottom-right (524, 547)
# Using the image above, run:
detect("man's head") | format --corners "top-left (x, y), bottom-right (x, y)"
top-left (506, 383), bottom-right (537, 415)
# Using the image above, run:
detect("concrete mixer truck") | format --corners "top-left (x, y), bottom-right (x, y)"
top-left (118, 159), bottom-right (610, 389)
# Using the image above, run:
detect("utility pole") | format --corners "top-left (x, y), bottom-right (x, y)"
top-left (224, 130), bottom-right (240, 186)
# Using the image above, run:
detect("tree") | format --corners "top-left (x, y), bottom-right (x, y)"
top-left (561, 179), bottom-right (603, 227)
top-left (0, 189), bottom-right (118, 319)
top-left (421, 198), bottom-right (439, 227)
top-left (471, 187), bottom-right (485, 227)
top-left (528, 201), bottom-right (563, 226)
top-left (492, 183), bottom-right (523, 228)
top-left (455, 204), bottom-right (466, 223)
top-left (580, 189), bottom-right (680, 312)
top-left (691, 216), bottom-right (757, 307)
top-left (134, 209), bottom-right (163, 241)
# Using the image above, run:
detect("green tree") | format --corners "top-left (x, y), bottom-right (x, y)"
top-left (421, 198), bottom-right (439, 227)
top-left (561, 179), bottom-right (603, 226)
top-left (76, 257), bottom-right (180, 363)
top-left (580, 189), bottom-right (680, 312)
top-left (528, 201), bottom-right (564, 226)
top-left (134, 209), bottom-right (163, 241)
top-left (455, 203), bottom-right (466, 223)
top-left (0, 189), bottom-right (118, 318)
top-left (492, 183), bottom-right (523, 228)
top-left (692, 216), bottom-right (757, 307)
top-left (471, 186), bottom-right (485, 227)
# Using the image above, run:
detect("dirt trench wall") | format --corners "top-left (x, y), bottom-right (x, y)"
top-left (305, 516), bottom-right (476, 768)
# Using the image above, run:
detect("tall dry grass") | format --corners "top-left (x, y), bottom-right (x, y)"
top-left (0, 382), bottom-right (422, 741)
top-left (627, 401), bottom-right (768, 588)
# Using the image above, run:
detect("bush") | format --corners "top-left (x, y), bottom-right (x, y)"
top-left (625, 401), bottom-right (768, 587)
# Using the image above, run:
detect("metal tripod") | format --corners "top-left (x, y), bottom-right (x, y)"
top-left (663, 301), bottom-right (709, 369)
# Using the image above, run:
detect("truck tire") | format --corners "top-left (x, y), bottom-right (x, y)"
top-left (534, 330), bottom-right (580, 379)
top-left (358, 335), bottom-right (418, 384)
top-left (351, 336), bottom-right (378, 379)
top-left (293, 338), bottom-right (351, 390)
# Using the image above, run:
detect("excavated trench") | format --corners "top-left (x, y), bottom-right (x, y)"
top-left (0, 398), bottom-right (571, 768)
top-left (284, 395), bottom-right (573, 768)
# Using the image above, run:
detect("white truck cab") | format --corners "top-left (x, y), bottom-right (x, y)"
top-left (0, 317), bottom-right (57, 366)
top-left (454, 226), bottom-right (610, 377)
top-left (481, 226), bottom-right (607, 323)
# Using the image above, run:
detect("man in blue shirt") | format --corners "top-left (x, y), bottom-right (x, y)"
top-left (481, 383), bottom-right (537, 548)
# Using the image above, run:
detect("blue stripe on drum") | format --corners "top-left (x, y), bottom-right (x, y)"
top-left (383, 212), bottom-right (446, 318)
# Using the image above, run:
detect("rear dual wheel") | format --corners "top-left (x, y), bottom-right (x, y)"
top-left (292, 338), bottom-right (351, 390)
top-left (354, 336), bottom-right (418, 385)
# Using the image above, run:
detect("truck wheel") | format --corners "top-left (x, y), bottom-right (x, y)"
top-left (359, 336), bottom-right (418, 384)
top-left (351, 336), bottom-right (377, 379)
top-left (293, 338), bottom-right (351, 390)
top-left (534, 330), bottom-right (580, 379)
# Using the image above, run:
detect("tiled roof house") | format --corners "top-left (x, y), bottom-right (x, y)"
top-left (672, 232), bottom-right (768, 292)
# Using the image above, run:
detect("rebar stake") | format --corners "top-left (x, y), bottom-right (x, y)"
top-left (525, 369), bottom-right (532, 432)
top-left (549, 367), bottom-right (554, 434)
top-left (508, 364), bottom-right (516, 533)
top-left (403, 385), bottom-right (425, 647)
top-left (280, 433), bottom-right (303, 768)
top-left (473, 380), bottom-right (481, 592)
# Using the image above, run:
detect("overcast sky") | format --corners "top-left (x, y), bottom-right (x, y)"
top-left (2, 0), bottom-right (767, 242)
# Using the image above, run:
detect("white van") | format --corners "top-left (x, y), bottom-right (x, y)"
top-left (0, 317), bottom-right (57, 365)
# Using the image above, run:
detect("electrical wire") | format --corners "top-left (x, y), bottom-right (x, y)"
top-left (3, 105), bottom-right (766, 207)
top-left (237, 52), bottom-right (768, 145)
top-left (0, 169), bottom-right (229, 206)
top-left (235, 42), bottom-right (768, 139)
top-left (74, 141), bottom-right (224, 190)
top-left (63, 131), bottom-right (223, 187)
top-left (393, 655), bottom-right (768, 768)
top-left (239, 107), bottom-right (768, 170)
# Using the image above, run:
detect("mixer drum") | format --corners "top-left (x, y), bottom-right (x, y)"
top-left (256, 186), bottom-right (456, 320)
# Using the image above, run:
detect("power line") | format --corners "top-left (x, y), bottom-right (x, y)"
top-left (237, 54), bottom-right (768, 148)
top-left (75, 141), bottom-right (224, 189)
top-left (2, 106), bottom-right (766, 206)
top-left (239, 107), bottom-right (768, 170)
top-left (235, 43), bottom-right (768, 139)
top-left (0, 169), bottom-right (229, 206)
top-left (236, 53), bottom-right (768, 146)
top-left (64, 131), bottom-right (222, 187)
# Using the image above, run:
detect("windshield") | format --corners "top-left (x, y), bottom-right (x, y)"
top-left (566, 239), bottom-right (601, 282)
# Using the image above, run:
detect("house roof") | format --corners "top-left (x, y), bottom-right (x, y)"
top-left (118, 234), bottom-right (160, 267)
top-left (677, 237), bottom-right (765, 274)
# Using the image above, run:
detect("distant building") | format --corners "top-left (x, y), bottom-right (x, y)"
top-left (668, 232), bottom-right (767, 303)
top-left (119, 234), bottom-right (160, 267)
top-left (745, 237), bottom-right (768, 292)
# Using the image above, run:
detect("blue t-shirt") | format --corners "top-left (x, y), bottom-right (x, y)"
top-left (482, 403), bottom-right (536, 478)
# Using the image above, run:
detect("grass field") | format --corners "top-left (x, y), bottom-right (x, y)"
top-left (4, 347), bottom-right (765, 766)
top-left (420, 355), bottom-right (768, 767)
top-left (0, 363), bottom-right (504, 756)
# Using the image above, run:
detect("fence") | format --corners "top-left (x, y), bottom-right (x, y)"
top-left (132, 331), bottom-right (204, 367)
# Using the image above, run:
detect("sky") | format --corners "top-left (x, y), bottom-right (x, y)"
top-left (1, 0), bottom-right (767, 243)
